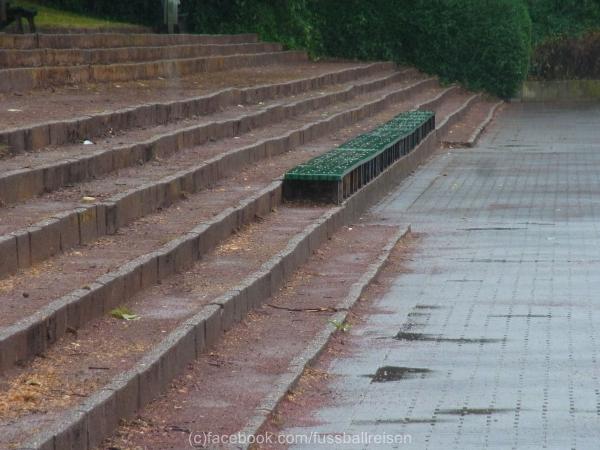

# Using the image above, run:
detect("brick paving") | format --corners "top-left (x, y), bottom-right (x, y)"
top-left (279, 102), bottom-right (600, 449)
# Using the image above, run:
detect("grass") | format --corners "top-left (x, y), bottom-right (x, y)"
top-left (11, 1), bottom-right (139, 29)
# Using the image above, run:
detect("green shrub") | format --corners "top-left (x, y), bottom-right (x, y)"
top-left (527, 0), bottom-right (600, 44)
top-left (393, 0), bottom-right (532, 98)
top-left (181, 0), bottom-right (319, 52)
top-left (183, 0), bottom-right (531, 98)
top-left (36, 0), bottom-right (534, 97)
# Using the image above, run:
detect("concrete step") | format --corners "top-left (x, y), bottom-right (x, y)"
top-left (0, 74), bottom-right (437, 281)
top-left (0, 99), bottom-right (438, 449)
top-left (0, 61), bottom-right (398, 153)
top-left (0, 50), bottom-right (308, 93)
top-left (0, 33), bottom-right (259, 50)
top-left (0, 77), bottom-right (457, 378)
top-left (0, 41), bottom-right (283, 68)
top-left (107, 222), bottom-right (409, 450)
top-left (0, 68), bottom-right (416, 205)
top-left (443, 98), bottom-right (504, 147)
top-left (3, 214), bottom-right (407, 450)
top-left (0, 48), bottom-right (494, 448)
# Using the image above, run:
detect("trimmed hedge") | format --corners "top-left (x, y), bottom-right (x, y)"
top-left (527, 0), bottom-right (600, 44)
top-left (35, 0), bottom-right (534, 97)
top-left (313, 0), bottom-right (532, 98)
top-left (181, 0), bottom-right (319, 51)
top-left (182, 0), bottom-right (531, 98)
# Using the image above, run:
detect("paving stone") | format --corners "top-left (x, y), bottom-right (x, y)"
top-left (281, 103), bottom-right (600, 449)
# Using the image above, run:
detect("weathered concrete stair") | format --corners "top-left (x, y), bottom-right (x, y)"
top-left (0, 33), bottom-right (279, 93)
top-left (443, 97), bottom-right (504, 147)
top-left (0, 71), bottom-right (436, 279)
top-left (0, 62), bottom-right (397, 154)
top-left (0, 75), bottom-right (473, 382)
top-left (0, 67), bottom-right (416, 203)
top-left (0, 40), bottom-right (498, 449)
top-left (0, 49), bottom-right (308, 93)
top-left (0, 71), bottom-right (436, 278)
top-left (0, 110), bottom-right (439, 450)
top-left (2, 80), bottom-right (496, 448)
top-left (0, 33), bottom-right (259, 50)
top-left (0, 42), bottom-right (283, 68)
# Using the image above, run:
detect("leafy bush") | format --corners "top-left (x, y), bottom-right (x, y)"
top-left (35, 0), bottom-right (534, 97)
top-left (531, 31), bottom-right (600, 79)
top-left (183, 0), bottom-right (531, 98)
top-left (181, 0), bottom-right (319, 52)
top-left (527, 0), bottom-right (600, 44)
top-left (312, 0), bottom-right (532, 98)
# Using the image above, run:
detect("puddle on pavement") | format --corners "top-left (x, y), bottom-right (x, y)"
top-left (367, 366), bottom-right (432, 382)
top-left (446, 279), bottom-right (483, 283)
top-left (394, 332), bottom-right (504, 344)
top-left (489, 314), bottom-right (551, 319)
top-left (353, 417), bottom-right (448, 425)
top-left (437, 408), bottom-right (514, 416)
top-left (414, 304), bottom-right (444, 310)
top-left (461, 227), bottom-right (526, 231)
top-left (393, 332), bottom-right (428, 341)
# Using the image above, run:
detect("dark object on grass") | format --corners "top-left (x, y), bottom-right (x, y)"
top-left (0, 1), bottom-right (37, 33)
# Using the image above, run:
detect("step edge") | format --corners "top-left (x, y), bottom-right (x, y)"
top-left (0, 75), bottom-right (440, 371)
top-left (466, 100), bottom-right (504, 147)
top-left (0, 75), bottom-right (435, 279)
top-left (0, 42), bottom-right (285, 69)
top-left (0, 50), bottom-right (309, 94)
top-left (0, 61), bottom-right (395, 152)
top-left (0, 64), bottom-right (404, 193)
top-left (437, 92), bottom-right (482, 138)
top-left (18, 130), bottom-right (438, 450)
top-left (238, 224), bottom-right (411, 448)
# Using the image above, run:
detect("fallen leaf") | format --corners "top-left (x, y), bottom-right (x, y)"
top-left (110, 306), bottom-right (140, 321)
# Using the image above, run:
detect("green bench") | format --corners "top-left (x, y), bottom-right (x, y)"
top-left (283, 110), bottom-right (435, 204)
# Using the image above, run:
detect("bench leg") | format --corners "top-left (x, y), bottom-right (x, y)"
top-left (27, 15), bottom-right (35, 33)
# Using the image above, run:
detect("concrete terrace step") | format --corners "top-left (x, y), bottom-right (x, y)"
top-left (0, 33), bottom-right (259, 50)
top-left (0, 72), bottom-right (436, 279)
top-left (443, 98), bottom-right (504, 147)
top-left (0, 106), bottom-right (438, 450)
top-left (0, 78), bottom-right (462, 377)
top-left (0, 68), bottom-right (419, 205)
top-left (0, 41), bottom-right (283, 68)
top-left (0, 50), bottom-right (308, 93)
top-left (109, 222), bottom-right (407, 450)
top-left (0, 62), bottom-right (398, 152)
top-left (3, 215), bottom-right (404, 450)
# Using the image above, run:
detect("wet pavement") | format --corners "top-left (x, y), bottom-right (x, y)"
top-left (279, 103), bottom-right (600, 449)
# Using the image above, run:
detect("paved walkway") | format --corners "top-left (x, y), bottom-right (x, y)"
top-left (281, 102), bottom-right (600, 449)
